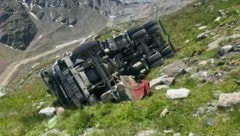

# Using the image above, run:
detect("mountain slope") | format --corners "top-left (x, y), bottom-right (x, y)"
top-left (1, 0), bottom-right (240, 135)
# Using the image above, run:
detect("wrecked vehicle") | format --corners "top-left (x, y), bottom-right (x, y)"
top-left (41, 20), bottom-right (175, 107)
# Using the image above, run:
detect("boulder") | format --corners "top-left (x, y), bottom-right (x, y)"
top-left (39, 107), bottom-right (56, 117)
top-left (166, 88), bottom-right (190, 99)
top-left (217, 44), bottom-right (233, 56)
top-left (217, 93), bottom-right (240, 108)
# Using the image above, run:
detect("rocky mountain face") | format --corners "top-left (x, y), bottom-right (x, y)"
top-left (0, 0), bottom-right (192, 50)
top-left (0, 0), bottom-right (37, 50)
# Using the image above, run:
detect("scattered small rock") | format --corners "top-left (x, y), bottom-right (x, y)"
top-left (193, 2), bottom-right (201, 6)
top-left (184, 39), bottom-right (190, 44)
top-left (197, 32), bottom-right (209, 40)
top-left (191, 71), bottom-right (209, 78)
top-left (194, 23), bottom-right (202, 27)
top-left (155, 85), bottom-right (169, 90)
top-left (81, 128), bottom-right (105, 136)
top-left (206, 118), bottom-right (215, 126)
top-left (163, 129), bottom-right (174, 134)
top-left (214, 17), bottom-right (221, 22)
top-left (218, 9), bottom-right (227, 16)
top-left (41, 129), bottom-right (69, 136)
top-left (166, 88), bottom-right (190, 100)
top-left (135, 129), bottom-right (157, 136)
top-left (207, 34), bottom-right (240, 51)
top-left (0, 92), bottom-right (6, 98)
top-left (198, 25), bottom-right (207, 30)
top-left (198, 60), bottom-right (208, 65)
top-left (160, 108), bottom-right (169, 117)
top-left (174, 132), bottom-right (181, 136)
top-left (56, 107), bottom-right (65, 116)
top-left (185, 67), bottom-right (195, 73)
top-left (39, 107), bottom-right (56, 117)
top-left (234, 26), bottom-right (240, 31)
top-left (193, 100), bottom-right (217, 117)
top-left (189, 132), bottom-right (194, 136)
top-left (217, 93), bottom-right (240, 108)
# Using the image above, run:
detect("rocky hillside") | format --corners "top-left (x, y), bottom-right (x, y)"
top-left (3, 0), bottom-right (240, 135)
top-left (0, 0), bottom-right (191, 50)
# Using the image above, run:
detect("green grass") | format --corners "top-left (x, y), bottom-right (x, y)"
top-left (1, 0), bottom-right (240, 135)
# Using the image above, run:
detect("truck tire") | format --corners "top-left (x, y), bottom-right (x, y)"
top-left (147, 51), bottom-right (162, 65)
top-left (150, 58), bottom-right (164, 68)
top-left (127, 25), bottom-right (144, 37)
top-left (160, 46), bottom-right (173, 57)
top-left (165, 51), bottom-right (175, 58)
top-left (130, 29), bottom-right (147, 40)
top-left (71, 40), bottom-right (100, 60)
top-left (143, 20), bottom-right (157, 30)
top-left (146, 25), bottom-right (159, 34)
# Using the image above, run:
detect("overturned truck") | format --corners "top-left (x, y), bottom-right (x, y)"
top-left (41, 20), bottom-right (175, 107)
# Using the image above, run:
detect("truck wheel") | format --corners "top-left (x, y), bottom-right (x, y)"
top-left (71, 40), bottom-right (100, 60)
top-left (150, 58), bottom-right (164, 68)
top-left (165, 52), bottom-right (175, 58)
top-left (147, 51), bottom-right (162, 65)
top-left (127, 25), bottom-right (144, 37)
top-left (160, 46), bottom-right (173, 57)
top-left (146, 25), bottom-right (159, 34)
top-left (130, 29), bottom-right (147, 40)
top-left (143, 20), bottom-right (157, 30)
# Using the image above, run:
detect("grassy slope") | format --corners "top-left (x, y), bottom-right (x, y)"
top-left (1, 0), bottom-right (240, 135)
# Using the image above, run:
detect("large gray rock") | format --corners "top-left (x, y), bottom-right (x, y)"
top-left (217, 44), bottom-right (233, 56)
top-left (166, 88), bottom-right (190, 99)
top-left (217, 93), bottom-right (240, 108)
